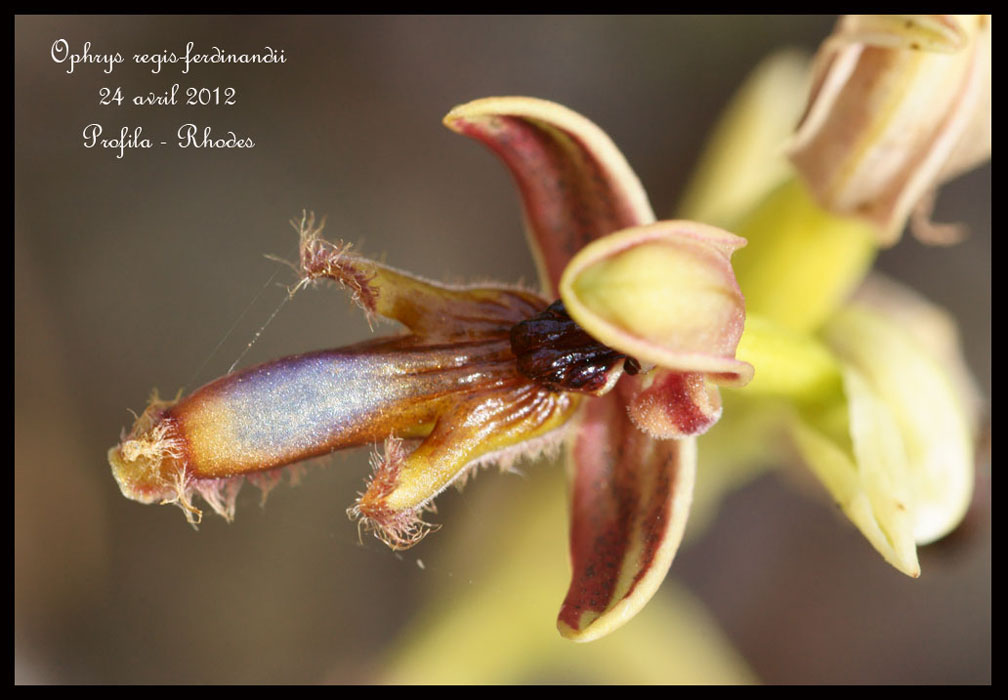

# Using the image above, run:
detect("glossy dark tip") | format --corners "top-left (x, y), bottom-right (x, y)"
top-left (510, 299), bottom-right (637, 394)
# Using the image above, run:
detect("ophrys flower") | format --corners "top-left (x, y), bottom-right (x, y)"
top-left (108, 97), bottom-right (752, 641)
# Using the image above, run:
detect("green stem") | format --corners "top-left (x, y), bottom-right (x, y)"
top-left (732, 176), bottom-right (878, 333)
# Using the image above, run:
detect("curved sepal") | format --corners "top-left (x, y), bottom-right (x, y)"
top-left (382, 466), bottom-right (755, 683)
top-left (444, 97), bottom-right (655, 296)
top-left (677, 50), bottom-right (811, 229)
top-left (557, 381), bottom-right (696, 641)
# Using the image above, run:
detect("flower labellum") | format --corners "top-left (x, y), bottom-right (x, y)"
top-left (109, 215), bottom-right (584, 547)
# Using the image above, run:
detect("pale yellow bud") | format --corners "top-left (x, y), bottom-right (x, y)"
top-left (788, 15), bottom-right (991, 245)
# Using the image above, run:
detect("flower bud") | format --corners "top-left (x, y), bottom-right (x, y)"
top-left (788, 15), bottom-right (991, 245)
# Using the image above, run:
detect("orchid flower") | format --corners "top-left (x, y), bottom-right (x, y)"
top-left (381, 18), bottom-right (987, 680)
top-left (109, 97), bottom-right (752, 641)
top-left (109, 15), bottom-right (989, 652)
top-left (678, 16), bottom-right (988, 578)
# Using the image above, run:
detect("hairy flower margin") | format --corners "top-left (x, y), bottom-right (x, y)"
top-left (380, 16), bottom-right (987, 680)
top-left (109, 97), bottom-right (754, 641)
top-left (109, 13), bottom-right (988, 646)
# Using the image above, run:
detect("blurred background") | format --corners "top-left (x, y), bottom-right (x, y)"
top-left (15, 16), bottom-right (989, 684)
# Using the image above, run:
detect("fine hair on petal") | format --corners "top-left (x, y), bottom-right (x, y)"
top-left (347, 436), bottom-right (441, 550)
top-left (293, 210), bottom-right (379, 324)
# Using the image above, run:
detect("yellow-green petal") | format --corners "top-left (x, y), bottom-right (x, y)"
top-left (677, 50), bottom-right (811, 229)
top-left (851, 274), bottom-right (983, 430)
top-left (823, 305), bottom-right (974, 545)
top-left (790, 371), bottom-right (921, 578)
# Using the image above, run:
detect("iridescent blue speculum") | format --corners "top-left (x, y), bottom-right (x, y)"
top-left (108, 215), bottom-right (619, 545)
